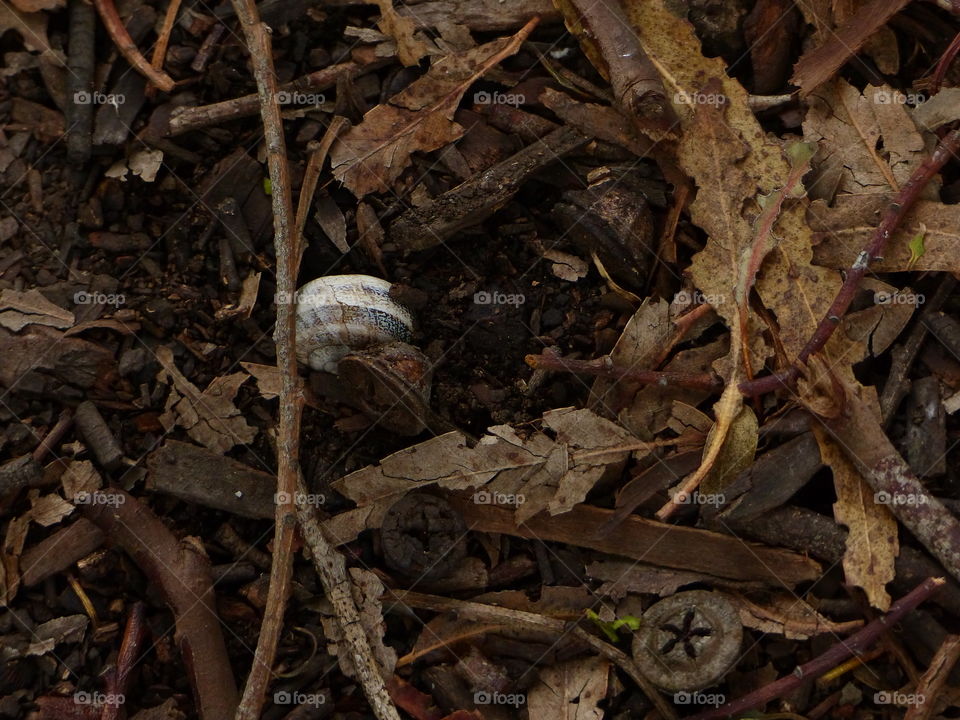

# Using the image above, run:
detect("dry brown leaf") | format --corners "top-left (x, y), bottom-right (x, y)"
top-left (0, 288), bottom-right (74, 331)
top-left (0, 4), bottom-right (58, 59)
top-left (373, 0), bottom-right (432, 66)
top-left (27, 492), bottom-right (74, 527)
top-left (329, 18), bottom-right (536, 196)
top-left (587, 559), bottom-right (728, 600)
top-left (627, 0), bottom-right (839, 360)
top-left (214, 272), bottom-right (261, 321)
top-left (842, 279), bottom-right (917, 358)
top-left (730, 592), bottom-right (864, 640)
top-left (60, 459), bottom-right (102, 502)
top-left (527, 657), bottom-right (610, 720)
top-left (814, 422), bottom-right (898, 610)
top-left (810, 195), bottom-right (960, 273)
top-left (318, 567), bottom-right (397, 679)
top-left (803, 79), bottom-right (932, 202)
top-left (332, 407), bottom-right (639, 524)
top-left (156, 346), bottom-right (257, 454)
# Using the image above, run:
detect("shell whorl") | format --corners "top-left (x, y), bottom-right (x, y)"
top-left (293, 274), bottom-right (414, 373)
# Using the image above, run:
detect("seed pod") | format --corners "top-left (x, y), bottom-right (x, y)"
top-left (293, 274), bottom-right (414, 373)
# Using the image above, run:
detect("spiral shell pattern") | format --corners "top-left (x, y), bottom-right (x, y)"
top-left (293, 275), bottom-right (414, 373)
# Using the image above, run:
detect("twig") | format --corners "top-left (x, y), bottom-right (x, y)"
top-left (296, 492), bottom-right (402, 720)
top-left (166, 62), bottom-right (363, 136)
top-left (66, 0), bottom-right (96, 164)
top-left (145, 0), bottom-right (182, 99)
top-left (739, 126), bottom-right (960, 398)
top-left (686, 578), bottom-right (945, 720)
top-left (92, 0), bottom-right (175, 92)
top-left (101, 601), bottom-right (147, 720)
top-left (526, 347), bottom-right (722, 392)
top-left (227, 2), bottom-right (302, 719)
top-left (32, 408), bottom-right (74, 463)
top-left (294, 116), bottom-right (349, 258)
top-left (563, 0), bottom-right (676, 129)
top-left (905, 634), bottom-right (960, 720)
top-left (81, 490), bottom-right (238, 719)
top-left (388, 589), bottom-right (678, 720)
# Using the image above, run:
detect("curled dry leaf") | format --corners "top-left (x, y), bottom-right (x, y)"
top-left (0, 288), bottom-right (74, 332)
top-left (332, 407), bottom-right (640, 525)
top-left (156, 345), bottom-right (257, 454)
top-left (814, 424), bottom-right (898, 610)
top-left (730, 592), bottom-right (864, 640)
top-left (527, 656), bottom-right (610, 720)
top-left (330, 17), bottom-right (537, 197)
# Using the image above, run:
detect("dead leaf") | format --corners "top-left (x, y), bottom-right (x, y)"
top-left (814, 424), bottom-right (897, 610)
top-left (544, 249), bottom-right (589, 282)
top-left (28, 492), bottom-right (75, 527)
top-left (0, 4), bottom-right (60, 61)
top-left (0, 288), bottom-right (74, 331)
top-left (527, 657), bottom-right (610, 720)
top-left (329, 18), bottom-right (537, 196)
top-left (373, 0), bottom-right (432, 66)
top-left (156, 345), bottom-right (257, 454)
top-left (60, 459), bottom-right (103, 501)
top-left (803, 79), bottom-right (932, 202)
top-left (810, 195), bottom-right (960, 273)
top-left (215, 271), bottom-right (261, 320)
top-left (331, 407), bottom-right (638, 524)
top-left (730, 592), bottom-right (864, 639)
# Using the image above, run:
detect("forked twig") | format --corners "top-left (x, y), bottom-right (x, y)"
top-left (92, 0), bottom-right (175, 92)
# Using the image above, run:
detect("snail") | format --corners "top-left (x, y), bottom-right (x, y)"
top-left (293, 274), bottom-right (441, 436)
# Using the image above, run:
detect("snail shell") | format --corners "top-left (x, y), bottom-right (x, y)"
top-left (294, 274), bottom-right (414, 373)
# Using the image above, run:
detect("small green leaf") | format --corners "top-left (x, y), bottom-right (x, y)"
top-left (907, 223), bottom-right (926, 270)
top-left (263, 178), bottom-right (272, 195)
top-left (585, 609), bottom-right (643, 642)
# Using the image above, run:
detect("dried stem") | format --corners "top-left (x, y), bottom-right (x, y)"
top-left (686, 578), bottom-right (945, 720)
top-left (145, 0), bottom-right (182, 98)
top-left (227, 1), bottom-right (301, 719)
top-left (81, 490), bottom-right (238, 719)
top-left (739, 126), bottom-right (960, 398)
top-left (389, 589), bottom-right (677, 720)
top-left (526, 347), bottom-right (722, 391)
top-left (102, 601), bottom-right (147, 720)
top-left (92, 0), bottom-right (175, 92)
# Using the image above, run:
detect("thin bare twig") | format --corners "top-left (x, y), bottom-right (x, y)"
top-left (687, 578), bottom-right (945, 720)
top-left (92, 0), bottom-right (175, 92)
top-left (389, 589), bottom-right (678, 720)
top-left (740, 126), bottom-right (960, 397)
top-left (227, 2), bottom-right (301, 719)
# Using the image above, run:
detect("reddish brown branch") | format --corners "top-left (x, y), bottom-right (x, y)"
top-left (102, 601), bottom-right (147, 720)
top-left (92, 0), bottom-right (176, 92)
top-left (687, 577), bottom-right (945, 720)
top-left (81, 490), bottom-right (238, 719)
top-left (739, 126), bottom-right (960, 398)
top-left (526, 347), bottom-right (723, 392)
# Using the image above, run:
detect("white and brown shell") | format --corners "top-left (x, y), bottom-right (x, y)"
top-left (293, 274), bottom-right (414, 373)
